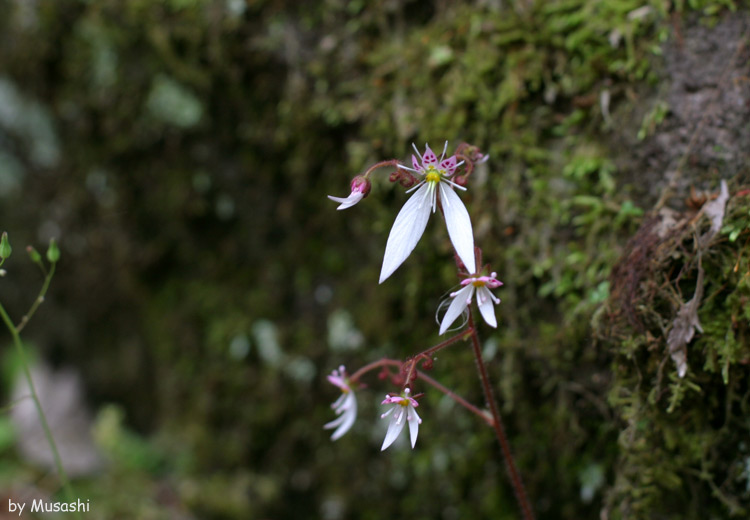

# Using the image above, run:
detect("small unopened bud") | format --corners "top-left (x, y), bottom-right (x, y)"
top-left (398, 172), bottom-right (417, 188)
top-left (350, 175), bottom-right (371, 199)
top-left (46, 238), bottom-right (60, 263)
top-left (27, 245), bottom-right (42, 264)
top-left (0, 232), bottom-right (11, 259)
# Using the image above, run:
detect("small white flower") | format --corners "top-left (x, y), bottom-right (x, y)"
top-left (380, 388), bottom-right (422, 451)
top-left (328, 176), bottom-right (371, 210)
top-left (324, 366), bottom-right (358, 441)
top-left (379, 142), bottom-right (476, 283)
top-left (439, 273), bottom-right (503, 335)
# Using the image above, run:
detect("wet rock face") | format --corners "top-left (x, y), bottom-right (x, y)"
top-left (617, 13), bottom-right (750, 207)
top-left (602, 14), bottom-right (750, 518)
top-left (665, 15), bottom-right (750, 177)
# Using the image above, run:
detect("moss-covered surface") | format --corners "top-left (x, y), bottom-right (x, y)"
top-left (602, 188), bottom-right (750, 518)
top-left (0, 0), bottom-right (747, 518)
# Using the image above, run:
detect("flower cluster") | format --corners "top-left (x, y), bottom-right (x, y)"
top-left (325, 141), bottom-right (502, 450)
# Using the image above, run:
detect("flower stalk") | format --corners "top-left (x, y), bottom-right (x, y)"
top-left (466, 307), bottom-right (535, 520)
top-left (325, 141), bottom-right (534, 519)
top-left (0, 259), bottom-right (80, 520)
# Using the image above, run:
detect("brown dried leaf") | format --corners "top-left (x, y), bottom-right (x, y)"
top-left (700, 179), bottom-right (729, 246)
top-left (666, 263), bottom-right (704, 378)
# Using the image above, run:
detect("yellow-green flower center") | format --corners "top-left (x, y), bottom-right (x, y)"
top-left (472, 280), bottom-right (486, 287)
top-left (425, 166), bottom-right (442, 184)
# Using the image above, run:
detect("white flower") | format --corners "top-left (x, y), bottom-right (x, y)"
top-left (439, 273), bottom-right (503, 335)
top-left (324, 366), bottom-right (358, 441)
top-left (380, 388), bottom-right (422, 451)
top-left (379, 142), bottom-right (476, 283)
top-left (328, 176), bottom-right (371, 210)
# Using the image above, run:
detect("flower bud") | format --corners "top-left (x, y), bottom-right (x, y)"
top-left (349, 175), bottom-right (371, 199)
top-left (27, 245), bottom-right (42, 264)
top-left (46, 238), bottom-right (60, 263)
top-left (0, 232), bottom-right (11, 259)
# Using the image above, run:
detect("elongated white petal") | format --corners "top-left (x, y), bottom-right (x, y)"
top-left (381, 408), bottom-right (407, 451)
top-left (439, 183), bottom-right (476, 273)
top-left (324, 392), bottom-right (357, 440)
top-left (379, 184), bottom-right (432, 283)
top-left (407, 406), bottom-right (421, 448)
top-left (327, 192), bottom-right (364, 210)
top-left (477, 287), bottom-right (497, 328)
top-left (439, 285), bottom-right (473, 335)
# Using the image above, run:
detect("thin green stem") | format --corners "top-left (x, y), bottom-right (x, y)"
top-left (0, 266), bottom-right (80, 519)
top-left (0, 394), bottom-right (32, 414)
top-left (17, 263), bottom-right (55, 333)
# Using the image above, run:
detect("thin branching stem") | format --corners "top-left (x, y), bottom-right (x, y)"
top-left (17, 263), bottom-right (55, 333)
top-left (349, 358), bottom-right (491, 425)
top-left (0, 264), bottom-right (80, 519)
top-left (421, 328), bottom-right (472, 357)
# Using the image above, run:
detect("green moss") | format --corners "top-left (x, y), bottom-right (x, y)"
top-left (603, 188), bottom-right (750, 517)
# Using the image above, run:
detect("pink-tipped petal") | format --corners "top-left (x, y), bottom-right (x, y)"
top-left (440, 156), bottom-right (458, 175)
top-left (412, 154), bottom-right (421, 171)
top-left (379, 183), bottom-right (432, 283)
top-left (422, 144), bottom-right (438, 166)
top-left (439, 285), bottom-right (473, 334)
top-left (439, 183), bottom-right (476, 274)
top-left (477, 287), bottom-right (498, 328)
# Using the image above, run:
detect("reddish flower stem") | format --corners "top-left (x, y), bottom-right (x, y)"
top-left (400, 329), bottom-right (473, 385)
top-left (363, 159), bottom-right (401, 178)
top-left (467, 308), bottom-right (535, 520)
top-left (415, 369), bottom-right (493, 426)
top-left (421, 328), bottom-right (472, 357)
top-left (349, 357), bottom-right (491, 425)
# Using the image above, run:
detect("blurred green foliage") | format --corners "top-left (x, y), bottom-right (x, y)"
top-left (0, 0), bottom-right (746, 518)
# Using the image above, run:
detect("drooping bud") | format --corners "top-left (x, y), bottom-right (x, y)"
top-left (0, 232), bottom-right (11, 259)
top-left (46, 238), bottom-right (60, 263)
top-left (328, 175), bottom-right (371, 210)
top-left (349, 175), bottom-right (371, 199)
